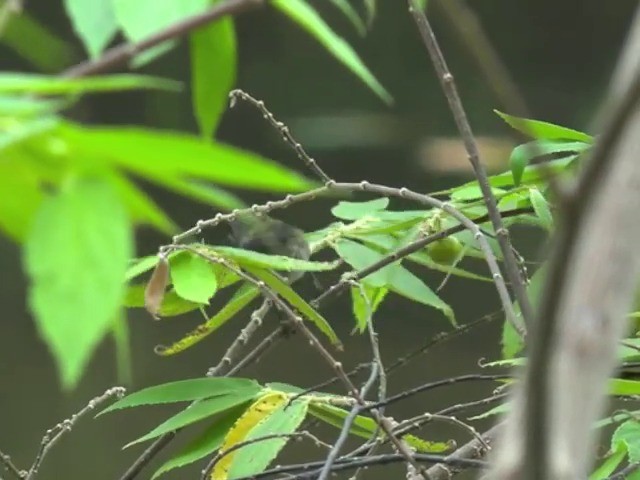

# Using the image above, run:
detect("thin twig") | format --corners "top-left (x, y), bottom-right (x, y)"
top-left (317, 363), bottom-right (379, 480)
top-left (229, 89), bottom-right (333, 183)
top-left (408, 0), bottom-right (533, 331)
top-left (0, 449), bottom-right (24, 480)
top-left (26, 387), bottom-right (125, 480)
top-left (62, 0), bottom-right (263, 78)
top-left (226, 325), bottom-right (287, 376)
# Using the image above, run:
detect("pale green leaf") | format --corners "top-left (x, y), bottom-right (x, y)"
top-left (612, 420), bottom-right (640, 462)
top-left (495, 110), bottom-right (593, 142)
top-left (328, 0), bottom-right (366, 35)
top-left (190, 17), bottom-right (236, 138)
top-left (63, 0), bottom-right (118, 58)
top-left (25, 177), bottom-right (133, 388)
top-left (170, 252), bottom-right (218, 304)
top-left (529, 188), bottom-right (553, 231)
top-left (331, 197), bottom-right (389, 220)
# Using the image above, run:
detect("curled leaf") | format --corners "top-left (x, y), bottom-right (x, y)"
top-left (145, 255), bottom-right (170, 318)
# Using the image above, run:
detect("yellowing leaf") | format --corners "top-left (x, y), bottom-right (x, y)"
top-left (212, 391), bottom-right (288, 480)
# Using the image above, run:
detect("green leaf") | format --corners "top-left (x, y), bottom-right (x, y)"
top-left (112, 314), bottom-right (132, 385)
top-left (227, 399), bottom-right (310, 479)
top-left (3, 12), bottom-right (75, 73)
top-left (612, 420), bottom-right (640, 462)
top-left (468, 402), bottom-right (510, 420)
top-left (101, 377), bottom-right (260, 414)
top-left (271, 0), bottom-right (392, 104)
top-left (335, 240), bottom-right (454, 324)
top-left (106, 172), bottom-right (177, 234)
top-left (610, 379), bottom-right (640, 396)
top-left (495, 110), bottom-right (593, 142)
top-left (328, 0), bottom-right (367, 35)
top-left (0, 73), bottom-right (181, 95)
top-left (126, 255), bottom-right (161, 281)
top-left (331, 197), bottom-right (389, 220)
top-left (529, 188), bottom-right (553, 231)
top-left (24, 177), bottom-right (133, 388)
top-left (63, 0), bottom-right (118, 58)
top-left (152, 405), bottom-right (247, 479)
top-left (200, 245), bottom-right (338, 273)
top-left (244, 266), bottom-right (342, 347)
top-left (351, 284), bottom-right (388, 332)
top-left (309, 403), bottom-right (451, 453)
top-left (0, 95), bottom-right (70, 117)
top-left (450, 185), bottom-right (507, 202)
top-left (60, 123), bottom-right (315, 193)
top-left (509, 140), bottom-right (589, 185)
top-left (387, 265), bottom-right (455, 325)
top-left (170, 252), bottom-right (218, 304)
top-left (0, 153), bottom-right (43, 242)
top-left (502, 265), bottom-right (547, 359)
top-left (113, 0), bottom-right (209, 65)
top-left (157, 284), bottom-right (260, 355)
top-left (589, 446), bottom-right (626, 480)
top-left (125, 390), bottom-right (259, 447)
top-left (190, 17), bottom-right (236, 138)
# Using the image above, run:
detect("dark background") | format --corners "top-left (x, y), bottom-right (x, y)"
top-left (0, 1), bottom-right (636, 479)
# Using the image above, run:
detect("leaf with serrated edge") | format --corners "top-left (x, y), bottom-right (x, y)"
top-left (125, 389), bottom-right (260, 448)
top-left (101, 378), bottom-right (260, 414)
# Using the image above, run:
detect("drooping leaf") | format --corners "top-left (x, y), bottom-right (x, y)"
top-left (124, 284), bottom-right (203, 317)
top-left (157, 284), bottom-right (260, 355)
top-left (529, 188), bottom-right (553, 231)
top-left (335, 239), bottom-right (454, 324)
top-left (351, 284), bottom-right (388, 332)
top-left (101, 377), bottom-right (260, 414)
top-left (63, 0), bottom-right (118, 58)
top-left (190, 17), bottom-right (236, 138)
top-left (328, 0), bottom-right (366, 35)
top-left (152, 405), bottom-right (248, 479)
top-left (24, 177), bottom-right (133, 388)
top-left (509, 140), bottom-right (589, 186)
top-left (331, 197), bottom-right (389, 220)
top-left (170, 251), bottom-right (218, 304)
top-left (495, 110), bottom-right (593, 142)
top-left (199, 245), bottom-right (338, 274)
top-left (271, 0), bottom-right (392, 104)
top-left (59, 123), bottom-right (315, 192)
top-left (226, 398), bottom-right (310, 479)
top-left (0, 73), bottom-right (181, 95)
top-left (213, 392), bottom-right (289, 480)
top-left (244, 266), bottom-right (342, 347)
top-left (309, 403), bottom-right (451, 453)
top-left (125, 390), bottom-right (260, 448)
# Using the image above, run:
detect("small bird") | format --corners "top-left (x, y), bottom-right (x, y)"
top-left (229, 213), bottom-right (310, 282)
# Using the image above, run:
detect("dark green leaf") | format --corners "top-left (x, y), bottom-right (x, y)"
top-left (101, 377), bottom-right (260, 414)
top-left (0, 73), bottom-right (181, 95)
top-left (190, 17), bottom-right (236, 138)
top-left (495, 110), bottom-right (593, 142)
top-left (63, 0), bottom-right (118, 58)
top-left (25, 177), bottom-right (133, 388)
top-left (331, 197), bottom-right (389, 220)
top-left (170, 252), bottom-right (218, 304)
top-left (152, 405), bottom-right (248, 479)
top-left (245, 266), bottom-right (342, 347)
top-left (125, 389), bottom-right (260, 447)
top-left (271, 0), bottom-right (392, 104)
top-left (227, 399), bottom-right (309, 479)
top-left (328, 0), bottom-right (366, 35)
